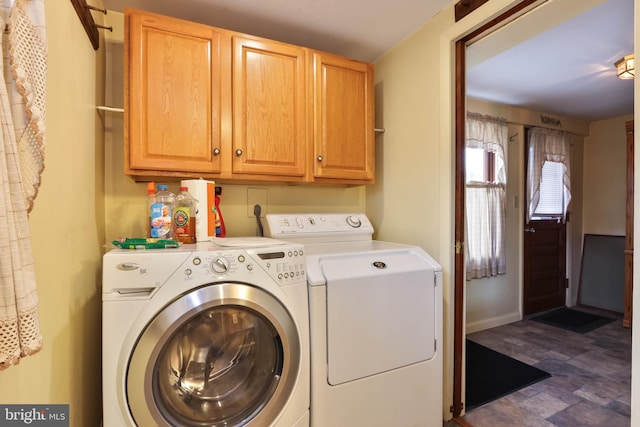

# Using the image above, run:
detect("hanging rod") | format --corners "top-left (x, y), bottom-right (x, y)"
top-left (96, 106), bottom-right (124, 113)
top-left (70, 0), bottom-right (112, 50)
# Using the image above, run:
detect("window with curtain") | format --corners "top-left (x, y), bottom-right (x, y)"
top-left (526, 127), bottom-right (571, 223)
top-left (465, 112), bottom-right (508, 280)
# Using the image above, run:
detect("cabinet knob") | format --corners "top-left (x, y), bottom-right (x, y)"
top-left (235, 149), bottom-right (243, 157)
top-left (317, 155), bottom-right (323, 162)
top-left (213, 148), bottom-right (220, 156)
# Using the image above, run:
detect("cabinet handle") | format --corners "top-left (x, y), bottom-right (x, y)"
top-left (213, 148), bottom-right (220, 156)
top-left (317, 155), bottom-right (323, 162)
top-left (235, 149), bottom-right (243, 157)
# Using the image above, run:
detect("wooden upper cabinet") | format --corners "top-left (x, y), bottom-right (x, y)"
top-left (125, 10), bottom-right (230, 176)
top-left (124, 9), bottom-right (375, 184)
top-left (232, 36), bottom-right (307, 178)
top-left (313, 52), bottom-right (375, 183)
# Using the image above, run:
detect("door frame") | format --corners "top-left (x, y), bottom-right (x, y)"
top-left (452, 0), bottom-right (541, 417)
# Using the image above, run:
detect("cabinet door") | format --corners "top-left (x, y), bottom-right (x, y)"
top-left (232, 37), bottom-right (307, 178)
top-left (126, 11), bottom-right (230, 175)
top-left (313, 53), bottom-right (374, 182)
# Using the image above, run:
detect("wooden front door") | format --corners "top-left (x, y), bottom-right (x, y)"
top-left (523, 219), bottom-right (566, 315)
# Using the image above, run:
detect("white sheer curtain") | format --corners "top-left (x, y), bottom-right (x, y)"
top-left (0, 0), bottom-right (45, 369)
top-left (526, 127), bottom-right (571, 223)
top-left (465, 113), bottom-right (508, 280)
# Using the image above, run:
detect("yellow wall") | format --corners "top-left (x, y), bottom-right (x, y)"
top-left (0, 1), bottom-right (105, 426)
top-left (371, 0), bottom-right (511, 418)
top-left (583, 115), bottom-right (633, 236)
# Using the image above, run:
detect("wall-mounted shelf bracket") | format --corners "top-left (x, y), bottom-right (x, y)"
top-left (70, 0), bottom-right (112, 50)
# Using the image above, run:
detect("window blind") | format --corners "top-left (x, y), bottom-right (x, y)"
top-left (533, 161), bottom-right (565, 216)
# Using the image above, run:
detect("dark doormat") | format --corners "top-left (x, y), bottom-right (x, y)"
top-left (465, 339), bottom-right (551, 410)
top-left (530, 307), bottom-right (615, 334)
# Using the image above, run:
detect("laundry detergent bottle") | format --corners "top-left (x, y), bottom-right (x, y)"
top-left (173, 186), bottom-right (197, 244)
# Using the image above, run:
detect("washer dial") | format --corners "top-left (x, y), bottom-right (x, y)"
top-left (210, 256), bottom-right (229, 274)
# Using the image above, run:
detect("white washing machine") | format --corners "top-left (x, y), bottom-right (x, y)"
top-left (265, 213), bottom-right (443, 427)
top-left (102, 238), bottom-right (309, 427)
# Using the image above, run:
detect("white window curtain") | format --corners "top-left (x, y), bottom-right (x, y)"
top-left (526, 127), bottom-right (571, 223)
top-left (0, 0), bottom-right (46, 369)
top-left (465, 112), bottom-right (508, 280)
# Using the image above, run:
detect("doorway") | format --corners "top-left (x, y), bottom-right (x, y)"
top-left (452, 0), bottom-right (632, 418)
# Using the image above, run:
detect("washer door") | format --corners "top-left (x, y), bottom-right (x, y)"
top-left (127, 282), bottom-right (301, 427)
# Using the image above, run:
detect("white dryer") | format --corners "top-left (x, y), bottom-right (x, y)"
top-left (102, 238), bottom-right (309, 427)
top-left (265, 214), bottom-right (442, 427)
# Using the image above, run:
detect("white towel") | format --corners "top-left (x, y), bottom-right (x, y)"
top-left (0, 0), bottom-right (45, 369)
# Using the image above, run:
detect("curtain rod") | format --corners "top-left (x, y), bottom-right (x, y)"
top-left (70, 0), bottom-right (112, 50)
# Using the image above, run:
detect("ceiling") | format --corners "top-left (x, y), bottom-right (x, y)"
top-left (100, 0), bottom-right (453, 62)
top-left (101, 0), bottom-right (634, 123)
top-left (466, 0), bottom-right (634, 122)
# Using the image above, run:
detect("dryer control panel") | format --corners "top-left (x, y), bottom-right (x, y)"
top-left (265, 213), bottom-right (374, 242)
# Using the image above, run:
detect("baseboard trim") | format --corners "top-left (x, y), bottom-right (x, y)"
top-left (466, 312), bottom-right (521, 334)
top-left (453, 415), bottom-right (474, 427)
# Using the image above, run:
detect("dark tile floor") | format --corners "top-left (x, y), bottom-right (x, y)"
top-left (444, 307), bottom-right (632, 427)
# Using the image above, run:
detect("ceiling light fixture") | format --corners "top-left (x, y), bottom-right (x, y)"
top-left (615, 54), bottom-right (635, 79)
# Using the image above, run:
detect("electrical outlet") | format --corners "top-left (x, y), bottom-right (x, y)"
top-left (247, 187), bottom-right (267, 218)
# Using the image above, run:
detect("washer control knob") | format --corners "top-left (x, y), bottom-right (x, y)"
top-left (211, 256), bottom-right (229, 274)
top-left (346, 215), bottom-right (362, 228)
